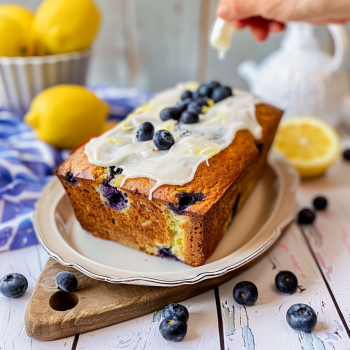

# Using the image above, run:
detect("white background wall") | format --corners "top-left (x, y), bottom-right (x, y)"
top-left (2, 0), bottom-right (350, 92)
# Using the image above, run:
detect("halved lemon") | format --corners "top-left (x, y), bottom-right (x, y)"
top-left (273, 117), bottom-right (341, 178)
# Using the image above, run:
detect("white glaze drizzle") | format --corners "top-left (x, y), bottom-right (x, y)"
top-left (210, 18), bottom-right (235, 59)
top-left (85, 83), bottom-right (262, 200)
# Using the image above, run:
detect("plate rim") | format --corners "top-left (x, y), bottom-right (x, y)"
top-left (33, 153), bottom-right (299, 286)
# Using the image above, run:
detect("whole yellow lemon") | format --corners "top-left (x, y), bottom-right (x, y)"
top-left (32, 0), bottom-right (101, 55)
top-left (25, 85), bottom-right (109, 149)
top-left (0, 4), bottom-right (34, 29)
top-left (0, 4), bottom-right (44, 56)
top-left (0, 14), bottom-right (34, 56)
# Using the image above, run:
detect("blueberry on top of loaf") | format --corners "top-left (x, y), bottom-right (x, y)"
top-left (84, 82), bottom-right (267, 203)
top-left (57, 83), bottom-right (283, 215)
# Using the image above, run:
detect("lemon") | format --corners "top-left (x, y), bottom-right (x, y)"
top-left (273, 117), bottom-right (341, 178)
top-left (25, 85), bottom-right (108, 149)
top-left (0, 4), bottom-right (34, 29)
top-left (0, 4), bottom-right (45, 56)
top-left (32, 0), bottom-right (100, 55)
top-left (0, 14), bottom-right (34, 56)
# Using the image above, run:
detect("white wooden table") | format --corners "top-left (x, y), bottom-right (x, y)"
top-left (1, 133), bottom-right (350, 350)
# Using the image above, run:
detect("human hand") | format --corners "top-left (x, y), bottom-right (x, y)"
top-left (216, 0), bottom-right (350, 41)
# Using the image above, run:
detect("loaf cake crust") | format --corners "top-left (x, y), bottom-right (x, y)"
top-left (55, 101), bottom-right (282, 267)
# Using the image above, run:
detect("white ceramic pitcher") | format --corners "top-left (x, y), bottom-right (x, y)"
top-left (238, 23), bottom-right (350, 126)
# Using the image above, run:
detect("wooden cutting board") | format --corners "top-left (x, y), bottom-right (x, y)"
top-left (24, 251), bottom-right (272, 341)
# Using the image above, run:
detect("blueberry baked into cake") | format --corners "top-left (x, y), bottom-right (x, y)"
top-left (55, 81), bottom-right (283, 267)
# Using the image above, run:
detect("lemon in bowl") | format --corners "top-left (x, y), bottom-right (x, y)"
top-left (25, 85), bottom-right (109, 149)
top-left (0, 13), bottom-right (34, 57)
top-left (273, 116), bottom-right (341, 178)
top-left (32, 0), bottom-right (100, 55)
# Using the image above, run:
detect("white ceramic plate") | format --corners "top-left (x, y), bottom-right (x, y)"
top-left (34, 153), bottom-right (299, 287)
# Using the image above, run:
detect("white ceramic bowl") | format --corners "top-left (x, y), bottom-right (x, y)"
top-left (0, 49), bottom-right (91, 115)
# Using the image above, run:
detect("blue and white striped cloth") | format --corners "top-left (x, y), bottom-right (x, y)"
top-left (0, 86), bottom-right (152, 252)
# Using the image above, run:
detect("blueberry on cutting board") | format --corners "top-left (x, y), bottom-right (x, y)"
top-left (275, 271), bottom-right (298, 294)
top-left (162, 303), bottom-right (189, 322)
top-left (233, 281), bottom-right (258, 306)
top-left (286, 304), bottom-right (317, 332)
top-left (0, 273), bottom-right (28, 298)
top-left (56, 271), bottom-right (78, 292)
top-left (159, 315), bottom-right (187, 342)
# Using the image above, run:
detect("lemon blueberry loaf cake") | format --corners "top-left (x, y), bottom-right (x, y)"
top-left (55, 81), bottom-right (283, 267)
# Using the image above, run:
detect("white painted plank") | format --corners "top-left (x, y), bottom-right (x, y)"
top-left (77, 288), bottom-right (220, 350)
top-left (297, 142), bottom-right (350, 331)
top-left (133, 0), bottom-right (203, 91)
top-left (217, 223), bottom-right (350, 350)
top-left (0, 245), bottom-right (74, 349)
top-left (88, 0), bottom-right (130, 87)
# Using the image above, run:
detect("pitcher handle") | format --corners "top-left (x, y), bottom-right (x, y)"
top-left (324, 25), bottom-right (349, 74)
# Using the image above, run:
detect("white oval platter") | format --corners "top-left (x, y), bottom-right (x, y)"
top-left (33, 153), bottom-right (299, 287)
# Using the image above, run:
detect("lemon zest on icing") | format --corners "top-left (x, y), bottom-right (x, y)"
top-left (188, 145), bottom-right (220, 165)
top-left (199, 146), bottom-right (220, 155)
top-left (188, 144), bottom-right (201, 155)
top-left (202, 106), bottom-right (209, 114)
top-left (121, 120), bottom-right (135, 130)
top-left (106, 138), bottom-right (122, 143)
top-left (185, 81), bottom-right (200, 90)
top-left (134, 106), bottom-right (158, 114)
top-left (204, 112), bottom-right (226, 125)
top-left (162, 119), bottom-right (176, 131)
top-left (207, 98), bottom-right (215, 107)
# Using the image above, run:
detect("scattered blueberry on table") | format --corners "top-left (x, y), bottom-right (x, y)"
top-left (56, 271), bottom-right (78, 292)
top-left (275, 271), bottom-right (298, 294)
top-left (153, 130), bottom-right (175, 151)
top-left (159, 315), bottom-right (187, 342)
top-left (313, 196), bottom-right (328, 210)
top-left (162, 303), bottom-right (189, 322)
top-left (233, 281), bottom-right (258, 306)
top-left (137, 122), bottom-right (154, 141)
top-left (297, 208), bottom-right (316, 224)
top-left (286, 304), bottom-right (317, 332)
top-left (0, 273), bottom-right (28, 298)
top-left (343, 148), bottom-right (350, 161)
